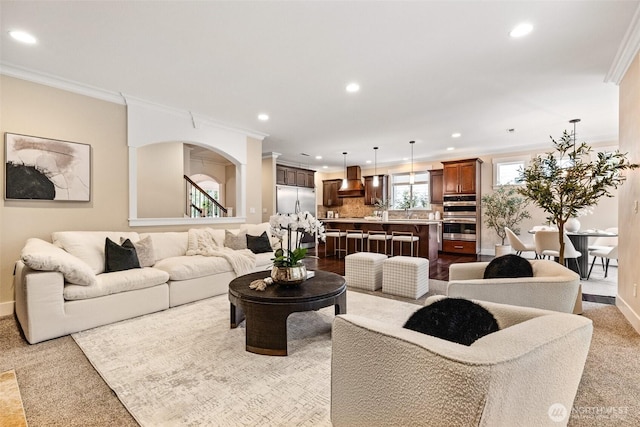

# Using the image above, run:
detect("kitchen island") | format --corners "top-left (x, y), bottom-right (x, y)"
top-left (320, 217), bottom-right (440, 262)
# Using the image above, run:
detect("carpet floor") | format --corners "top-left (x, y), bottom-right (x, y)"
top-left (1, 283), bottom-right (638, 426)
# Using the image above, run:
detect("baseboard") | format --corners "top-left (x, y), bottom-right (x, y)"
top-left (616, 295), bottom-right (640, 335)
top-left (0, 300), bottom-right (15, 317)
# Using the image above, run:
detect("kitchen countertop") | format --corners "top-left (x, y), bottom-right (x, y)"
top-left (320, 217), bottom-right (440, 225)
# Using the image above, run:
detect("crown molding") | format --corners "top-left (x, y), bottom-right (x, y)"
top-left (605, 4), bottom-right (640, 84)
top-left (1, 63), bottom-right (269, 141)
top-left (0, 62), bottom-right (126, 104)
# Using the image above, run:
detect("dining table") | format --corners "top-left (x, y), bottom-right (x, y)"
top-left (528, 228), bottom-right (617, 279)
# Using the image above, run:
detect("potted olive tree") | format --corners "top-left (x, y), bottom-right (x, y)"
top-left (482, 186), bottom-right (531, 256)
top-left (518, 131), bottom-right (639, 264)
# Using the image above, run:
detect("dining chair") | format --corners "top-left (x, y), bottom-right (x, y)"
top-left (534, 230), bottom-right (583, 276)
top-left (588, 227), bottom-right (618, 251)
top-left (587, 245), bottom-right (618, 279)
top-left (533, 230), bottom-right (559, 260)
top-left (505, 227), bottom-right (536, 258)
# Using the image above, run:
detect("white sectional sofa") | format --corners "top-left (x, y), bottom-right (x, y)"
top-left (14, 223), bottom-right (277, 344)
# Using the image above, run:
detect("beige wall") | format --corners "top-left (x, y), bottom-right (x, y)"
top-left (618, 52), bottom-right (640, 332)
top-left (0, 76), bottom-right (264, 308)
top-left (262, 155), bottom-right (277, 222)
top-left (138, 142), bottom-right (185, 218)
top-left (245, 137), bottom-right (263, 224)
top-left (0, 75), bottom-right (128, 304)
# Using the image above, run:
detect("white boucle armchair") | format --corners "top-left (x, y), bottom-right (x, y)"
top-left (447, 259), bottom-right (582, 314)
top-left (331, 296), bottom-right (593, 427)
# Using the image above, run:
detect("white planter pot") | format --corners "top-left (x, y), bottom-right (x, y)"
top-left (495, 244), bottom-right (512, 257)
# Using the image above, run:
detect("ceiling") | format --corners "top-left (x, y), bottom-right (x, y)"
top-left (1, 1), bottom-right (639, 171)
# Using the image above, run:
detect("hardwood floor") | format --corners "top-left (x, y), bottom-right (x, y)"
top-left (303, 248), bottom-right (492, 281)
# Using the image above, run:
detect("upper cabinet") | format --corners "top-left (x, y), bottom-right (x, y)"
top-left (442, 159), bottom-right (482, 195)
top-left (322, 179), bottom-right (343, 207)
top-left (363, 175), bottom-right (388, 205)
top-left (276, 165), bottom-right (315, 188)
top-left (428, 169), bottom-right (443, 204)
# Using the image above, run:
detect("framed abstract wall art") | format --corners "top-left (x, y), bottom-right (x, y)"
top-left (5, 133), bottom-right (91, 201)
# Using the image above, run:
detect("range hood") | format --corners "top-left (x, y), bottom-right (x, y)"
top-left (337, 166), bottom-right (365, 197)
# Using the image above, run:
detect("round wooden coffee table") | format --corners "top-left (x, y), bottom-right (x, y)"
top-left (228, 270), bottom-right (346, 356)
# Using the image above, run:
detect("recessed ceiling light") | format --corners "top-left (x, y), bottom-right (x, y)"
top-left (9, 30), bottom-right (37, 44)
top-left (346, 82), bottom-right (360, 93)
top-left (510, 23), bottom-right (533, 38)
top-left (257, 113), bottom-right (269, 121)
top-left (315, 155), bottom-right (322, 160)
top-left (402, 157), bottom-right (409, 161)
top-left (447, 147), bottom-right (455, 151)
top-left (451, 133), bottom-right (461, 138)
top-left (366, 160), bottom-right (372, 164)
top-left (322, 165), bottom-right (328, 169)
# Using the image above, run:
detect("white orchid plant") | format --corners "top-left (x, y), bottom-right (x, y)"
top-left (269, 212), bottom-right (326, 267)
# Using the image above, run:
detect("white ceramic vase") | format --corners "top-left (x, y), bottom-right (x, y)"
top-left (565, 217), bottom-right (581, 232)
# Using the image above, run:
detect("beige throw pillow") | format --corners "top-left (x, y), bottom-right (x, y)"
top-left (224, 230), bottom-right (247, 250)
top-left (120, 235), bottom-right (156, 267)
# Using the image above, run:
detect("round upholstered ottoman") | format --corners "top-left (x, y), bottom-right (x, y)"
top-left (382, 256), bottom-right (429, 298)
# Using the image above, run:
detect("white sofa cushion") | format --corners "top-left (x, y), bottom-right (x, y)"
top-left (52, 231), bottom-right (140, 274)
top-left (254, 252), bottom-right (274, 269)
top-left (139, 232), bottom-right (188, 262)
top-left (153, 255), bottom-right (233, 281)
top-left (63, 267), bottom-right (169, 300)
top-left (21, 238), bottom-right (97, 286)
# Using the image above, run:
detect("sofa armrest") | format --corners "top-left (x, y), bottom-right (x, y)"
top-left (14, 261), bottom-right (68, 344)
top-left (448, 261), bottom-right (490, 281)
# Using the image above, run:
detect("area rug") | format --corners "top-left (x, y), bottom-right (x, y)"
top-left (0, 370), bottom-right (28, 427)
top-left (72, 291), bottom-right (420, 426)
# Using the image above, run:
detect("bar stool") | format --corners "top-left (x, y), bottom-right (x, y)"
top-left (346, 230), bottom-right (369, 254)
top-left (391, 231), bottom-right (419, 257)
top-left (324, 228), bottom-right (347, 258)
top-left (367, 230), bottom-right (392, 255)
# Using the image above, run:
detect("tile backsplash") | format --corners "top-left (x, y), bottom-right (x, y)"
top-left (317, 197), bottom-right (442, 219)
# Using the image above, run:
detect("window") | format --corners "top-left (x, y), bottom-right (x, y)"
top-left (391, 172), bottom-right (429, 209)
top-left (492, 156), bottom-right (530, 187)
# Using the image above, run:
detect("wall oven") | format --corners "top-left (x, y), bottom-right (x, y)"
top-left (442, 218), bottom-right (477, 241)
top-left (443, 195), bottom-right (477, 217)
top-left (442, 195), bottom-right (477, 242)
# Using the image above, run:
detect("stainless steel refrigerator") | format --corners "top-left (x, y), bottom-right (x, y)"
top-left (276, 185), bottom-right (317, 248)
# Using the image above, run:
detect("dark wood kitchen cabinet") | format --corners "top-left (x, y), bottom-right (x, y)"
top-left (443, 158), bottom-right (482, 195)
top-left (276, 165), bottom-right (315, 188)
top-left (428, 169), bottom-right (443, 204)
top-left (363, 175), bottom-right (388, 205)
top-left (322, 179), bottom-right (343, 207)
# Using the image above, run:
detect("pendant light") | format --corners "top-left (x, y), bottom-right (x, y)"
top-left (373, 147), bottom-right (379, 187)
top-left (341, 152), bottom-right (348, 189)
top-left (569, 118), bottom-right (580, 157)
top-left (409, 141), bottom-right (415, 184)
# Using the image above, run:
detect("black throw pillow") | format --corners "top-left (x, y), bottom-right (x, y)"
top-left (105, 238), bottom-right (141, 273)
top-left (483, 254), bottom-right (534, 279)
top-left (246, 231), bottom-right (273, 254)
top-left (404, 298), bottom-right (500, 346)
